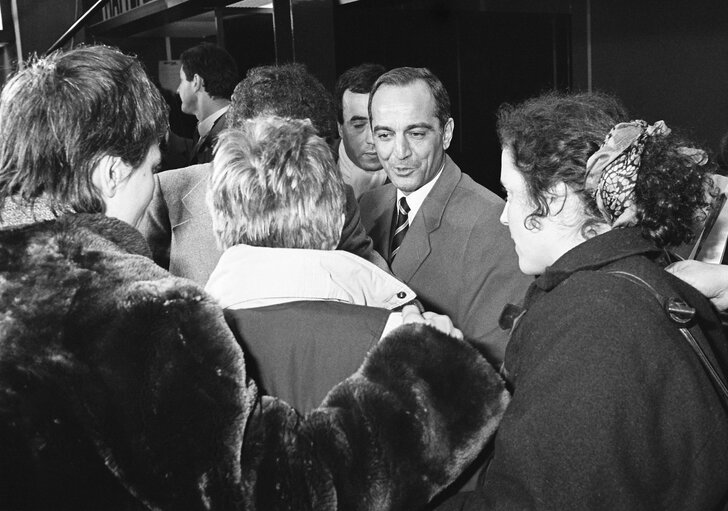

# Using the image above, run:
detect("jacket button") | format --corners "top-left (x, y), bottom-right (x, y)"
top-left (397, 291), bottom-right (406, 299)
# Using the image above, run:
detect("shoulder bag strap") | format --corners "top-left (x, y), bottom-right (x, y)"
top-left (607, 270), bottom-right (728, 409)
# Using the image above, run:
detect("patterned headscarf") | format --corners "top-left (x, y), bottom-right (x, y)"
top-left (584, 120), bottom-right (671, 226)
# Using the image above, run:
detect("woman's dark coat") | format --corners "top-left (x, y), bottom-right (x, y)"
top-left (442, 227), bottom-right (728, 510)
top-left (0, 214), bottom-right (509, 511)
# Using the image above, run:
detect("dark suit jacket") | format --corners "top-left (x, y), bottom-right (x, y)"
top-left (359, 155), bottom-right (531, 363)
top-left (138, 163), bottom-right (388, 285)
top-left (189, 110), bottom-right (227, 165)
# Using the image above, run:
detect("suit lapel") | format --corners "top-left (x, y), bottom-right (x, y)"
top-left (209, 112), bottom-right (227, 138)
top-left (177, 164), bottom-right (212, 228)
top-left (368, 184), bottom-right (397, 259)
top-left (391, 156), bottom-right (461, 282)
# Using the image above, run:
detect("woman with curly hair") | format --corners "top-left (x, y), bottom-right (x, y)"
top-left (439, 91), bottom-right (728, 510)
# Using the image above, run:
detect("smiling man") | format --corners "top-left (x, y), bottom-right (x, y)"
top-left (335, 63), bottom-right (388, 199)
top-left (359, 67), bottom-right (530, 363)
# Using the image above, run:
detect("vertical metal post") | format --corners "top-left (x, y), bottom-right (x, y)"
top-left (271, 0), bottom-right (335, 91)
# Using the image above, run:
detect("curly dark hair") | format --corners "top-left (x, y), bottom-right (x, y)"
top-left (497, 91), bottom-right (716, 248)
top-left (180, 43), bottom-right (238, 99)
top-left (636, 132), bottom-right (717, 247)
top-left (228, 63), bottom-right (337, 145)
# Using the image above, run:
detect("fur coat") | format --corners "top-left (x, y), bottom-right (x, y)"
top-left (0, 213), bottom-right (509, 511)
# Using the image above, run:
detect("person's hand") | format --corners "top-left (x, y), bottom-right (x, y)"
top-left (401, 304), bottom-right (464, 339)
top-left (666, 260), bottom-right (728, 311)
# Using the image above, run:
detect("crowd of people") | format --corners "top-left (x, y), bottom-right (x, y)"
top-left (0, 41), bottom-right (727, 510)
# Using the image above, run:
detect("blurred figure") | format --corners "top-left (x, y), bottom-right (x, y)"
top-left (335, 63), bottom-right (388, 199)
top-left (140, 62), bottom-right (387, 285)
top-left (717, 130), bottom-right (728, 173)
top-left (206, 116), bottom-right (461, 412)
top-left (439, 91), bottom-right (728, 510)
top-left (360, 67), bottom-right (531, 364)
top-left (177, 42), bottom-right (238, 165)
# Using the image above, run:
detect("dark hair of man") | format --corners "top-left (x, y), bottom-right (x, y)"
top-left (0, 44), bottom-right (168, 215)
top-left (335, 63), bottom-right (386, 124)
top-left (180, 42), bottom-right (238, 99)
top-left (496, 91), bottom-right (716, 247)
top-left (368, 67), bottom-right (451, 130)
top-left (228, 63), bottom-right (338, 145)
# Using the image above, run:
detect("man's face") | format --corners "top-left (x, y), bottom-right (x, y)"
top-left (370, 80), bottom-right (453, 194)
top-left (177, 66), bottom-right (197, 117)
top-left (338, 90), bottom-right (381, 172)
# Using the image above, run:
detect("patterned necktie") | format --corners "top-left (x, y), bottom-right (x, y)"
top-left (390, 196), bottom-right (410, 263)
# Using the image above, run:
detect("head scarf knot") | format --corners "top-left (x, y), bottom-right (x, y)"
top-left (584, 120), bottom-right (671, 226)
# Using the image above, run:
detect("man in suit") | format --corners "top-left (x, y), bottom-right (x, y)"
top-left (139, 63), bottom-right (387, 286)
top-left (176, 43), bottom-right (238, 165)
top-left (335, 63), bottom-right (388, 199)
top-left (359, 67), bottom-right (531, 363)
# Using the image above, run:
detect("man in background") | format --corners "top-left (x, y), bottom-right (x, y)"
top-left (176, 42), bottom-right (238, 165)
top-left (335, 63), bottom-right (388, 199)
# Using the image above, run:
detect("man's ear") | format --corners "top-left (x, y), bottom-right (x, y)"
top-left (92, 155), bottom-right (131, 199)
top-left (192, 73), bottom-right (203, 93)
top-left (337, 122), bottom-right (344, 139)
top-left (442, 117), bottom-right (454, 150)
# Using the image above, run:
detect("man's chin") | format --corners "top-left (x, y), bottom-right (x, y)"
top-left (358, 157), bottom-right (383, 172)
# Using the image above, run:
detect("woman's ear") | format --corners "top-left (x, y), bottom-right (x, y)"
top-left (546, 181), bottom-right (570, 216)
top-left (92, 155), bottom-right (132, 199)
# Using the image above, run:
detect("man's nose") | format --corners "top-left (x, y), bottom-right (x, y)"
top-left (394, 135), bottom-right (411, 159)
top-left (364, 125), bottom-right (374, 146)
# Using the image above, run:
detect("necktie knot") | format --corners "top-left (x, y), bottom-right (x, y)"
top-left (398, 196), bottom-right (410, 215)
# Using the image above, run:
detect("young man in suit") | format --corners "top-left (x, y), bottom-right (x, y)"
top-left (359, 67), bottom-right (531, 364)
top-left (176, 43), bottom-right (238, 165)
top-left (335, 63), bottom-right (388, 199)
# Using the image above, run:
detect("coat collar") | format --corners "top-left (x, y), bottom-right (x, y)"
top-left (498, 227), bottom-right (664, 332)
top-left (534, 227), bottom-right (664, 292)
top-left (391, 154), bottom-right (461, 281)
top-left (205, 244), bottom-right (417, 310)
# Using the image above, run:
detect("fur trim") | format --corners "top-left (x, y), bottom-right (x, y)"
top-left (0, 215), bottom-right (252, 510)
top-left (241, 324), bottom-right (509, 510)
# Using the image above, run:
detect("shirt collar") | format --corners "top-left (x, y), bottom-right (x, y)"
top-left (197, 105), bottom-right (229, 138)
top-left (396, 159), bottom-right (445, 224)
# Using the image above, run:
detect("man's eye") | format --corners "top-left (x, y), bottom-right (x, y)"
top-left (376, 132), bottom-right (392, 141)
top-left (409, 131), bottom-right (426, 139)
top-left (352, 122), bottom-right (367, 130)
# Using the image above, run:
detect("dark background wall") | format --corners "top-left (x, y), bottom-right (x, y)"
top-left (335, 1), bottom-right (570, 193)
top-left (587, 0), bottom-right (728, 154)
